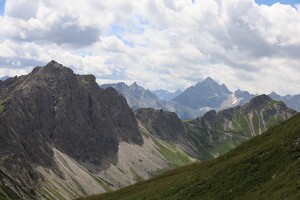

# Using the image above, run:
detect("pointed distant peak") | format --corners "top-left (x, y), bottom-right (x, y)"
top-left (130, 82), bottom-right (144, 89)
top-left (130, 82), bottom-right (146, 91)
top-left (194, 77), bottom-right (215, 87)
top-left (270, 91), bottom-right (278, 95)
top-left (50, 60), bottom-right (58, 64)
top-left (131, 82), bottom-right (138, 86)
top-left (203, 76), bottom-right (217, 83)
top-left (46, 60), bottom-right (64, 68)
top-left (195, 77), bottom-right (219, 87)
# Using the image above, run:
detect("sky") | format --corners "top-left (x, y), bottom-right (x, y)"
top-left (0, 0), bottom-right (300, 95)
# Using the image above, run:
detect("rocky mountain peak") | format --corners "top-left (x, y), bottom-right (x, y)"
top-left (0, 61), bottom-right (143, 189)
top-left (195, 77), bottom-right (218, 87)
top-left (202, 76), bottom-right (216, 83)
top-left (172, 77), bottom-right (232, 111)
top-left (131, 82), bottom-right (139, 87)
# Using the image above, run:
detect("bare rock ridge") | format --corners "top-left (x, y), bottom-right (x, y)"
top-left (0, 61), bottom-right (143, 198)
top-left (135, 108), bottom-right (185, 142)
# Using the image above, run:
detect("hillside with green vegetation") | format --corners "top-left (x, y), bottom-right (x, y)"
top-left (185, 94), bottom-right (296, 160)
top-left (83, 113), bottom-right (300, 200)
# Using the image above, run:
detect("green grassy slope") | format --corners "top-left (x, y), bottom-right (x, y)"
top-left (82, 113), bottom-right (300, 200)
top-left (185, 98), bottom-right (296, 160)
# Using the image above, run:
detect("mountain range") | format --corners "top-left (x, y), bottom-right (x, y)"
top-left (0, 62), bottom-right (193, 199)
top-left (102, 78), bottom-right (243, 119)
top-left (101, 82), bottom-right (167, 111)
top-left (0, 61), bottom-right (298, 199)
top-left (103, 77), bottom-right (300, 119)
top-left (269, 91), bottom-right (300, 112)
top-left (151, 89), bottom-right (182, 102)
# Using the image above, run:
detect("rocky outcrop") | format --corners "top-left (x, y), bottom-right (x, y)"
top-left (135, 108), bottom-right (185, 142)
top-left (0, 61), bottom-right (143, 198)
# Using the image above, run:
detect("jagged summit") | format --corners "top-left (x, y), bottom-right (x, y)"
top-left (131, 82), bottom-right (138, 86)
top-left (0, 61), bottom-right (142, 194)
top-left (172, 76), bottom-right (232, 111)
top-left (195, 76), bottom-right (219, 87)
top-left (202, 76), bottom-right (217, 83)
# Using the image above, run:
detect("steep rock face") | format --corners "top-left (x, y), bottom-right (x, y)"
top-left (0, 61), bottom-right (143, 193)
top-left (186, 95), bottom-right (296, 159)
top-left (135, 108), bottom-right (185, 141)
top-left (101, 82), bottom-right (167, 111)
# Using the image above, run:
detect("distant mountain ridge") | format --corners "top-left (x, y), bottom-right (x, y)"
top-left (234, 89), bottom-right (256, 105)
top-left (151, 89), bottom-right (182, 102)
top-left (269, 91), bottom-right (300, 112)
top-left (101, 82), bottom-right (167, 111)
top-left (0, 76), bottom-right (10, 81)
top-left (101, 77), bottom-right (300, 120)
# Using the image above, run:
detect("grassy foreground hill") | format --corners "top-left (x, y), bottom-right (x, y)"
top-left (82, 113), bottom-right (300, 200)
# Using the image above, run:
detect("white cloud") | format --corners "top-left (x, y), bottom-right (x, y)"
top-left (0, 0), bottom-right (300, 95)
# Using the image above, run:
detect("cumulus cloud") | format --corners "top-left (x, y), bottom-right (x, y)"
top-left (0, 0), bottom-right (300, 95)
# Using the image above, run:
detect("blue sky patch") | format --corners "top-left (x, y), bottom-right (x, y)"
top-left (255, 0), bottom-right (300, 6)
top-left (0, 0), bottom-right (5, 16)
